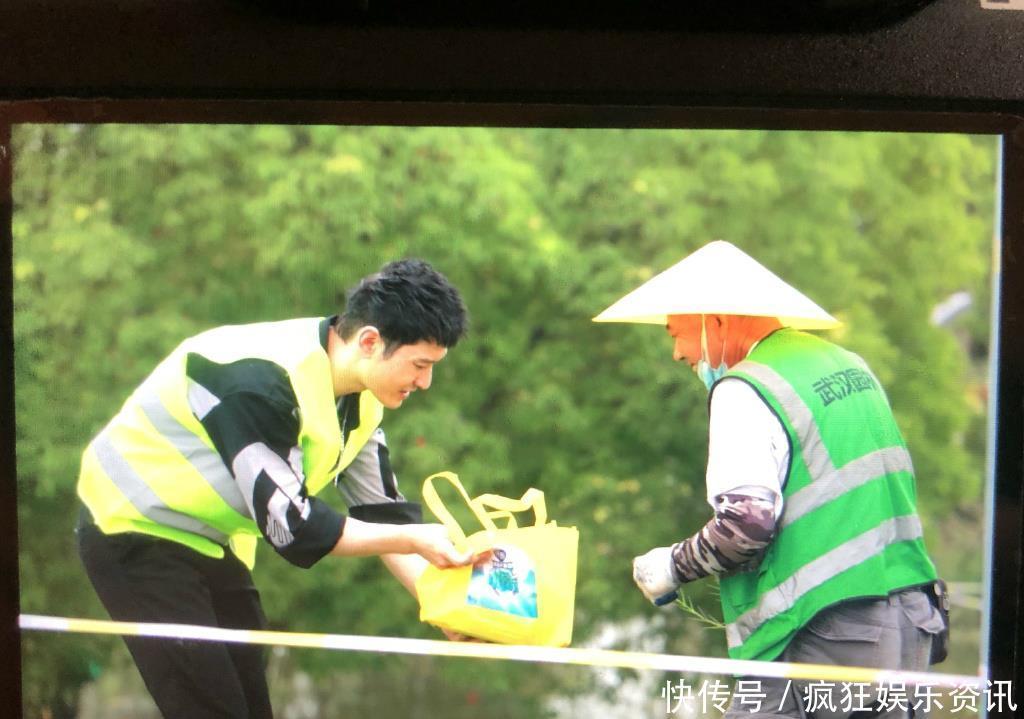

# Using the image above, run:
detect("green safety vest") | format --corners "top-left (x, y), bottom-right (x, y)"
top-left (77, 317), bottom-right (384, 569)
top-left (717, 329), bottom-right (936, 661)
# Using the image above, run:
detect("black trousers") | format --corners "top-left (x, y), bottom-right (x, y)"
top-left (77, 512), bottom-right (274, 719)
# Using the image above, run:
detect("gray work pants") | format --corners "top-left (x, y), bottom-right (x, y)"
top-left (723, 588), bottom-right (946, 719)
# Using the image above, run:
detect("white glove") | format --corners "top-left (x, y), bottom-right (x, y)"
top-left (632, 546), bottom-right (681, 606)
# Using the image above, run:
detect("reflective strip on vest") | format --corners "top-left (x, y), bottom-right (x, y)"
top-left (735, 361), bottom-right (914, 529)
top-left (725, 514), bottom-right (924, 650)
top-left (135, 385), bottom-right (252, 520)
top-left (90, 429), bottom-right (230, 545)
top-left (735, 361), bottom-right (832, 484)
top-left (326, 390), bottom-right (385, 496)
top-left (784, 446), bottom-right (913, 528)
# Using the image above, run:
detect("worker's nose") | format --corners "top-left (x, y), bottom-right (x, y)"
top-left (415, 367), bottom-right (433, 390)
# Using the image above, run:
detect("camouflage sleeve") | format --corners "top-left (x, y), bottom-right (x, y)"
top-left (669, 493), bottom-right (778, 583)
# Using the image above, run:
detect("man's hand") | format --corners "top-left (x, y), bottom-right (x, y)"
top-left (632, 546), bottom-right (681, 606)
top-left (441, 628), bottom-right (486, 642)
top-left (404, 524), bottom-right (475, 568)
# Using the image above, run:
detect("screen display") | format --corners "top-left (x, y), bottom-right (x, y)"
top-left (8, 122), bottom-right (1004, 718)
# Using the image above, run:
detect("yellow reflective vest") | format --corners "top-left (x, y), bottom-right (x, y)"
top-left (77, 318), bottom-right (383, 568)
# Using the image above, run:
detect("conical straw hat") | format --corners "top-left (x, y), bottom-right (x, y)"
top-left (593, 240), bottom-right (840, 329)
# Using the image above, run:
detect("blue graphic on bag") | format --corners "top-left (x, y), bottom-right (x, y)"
top-left (466, 545), bottom-right (538, 618)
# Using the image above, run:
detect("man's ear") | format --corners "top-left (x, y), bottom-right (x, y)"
top-left (356, 326), bottom-right (383, 356)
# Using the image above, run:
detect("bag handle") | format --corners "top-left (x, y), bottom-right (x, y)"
top-left (471, 488), bottom-right (548, 528)
top-left (421, 473), bottom-right (549, 540)
top-left (421, 471), bottom-right (498, 543)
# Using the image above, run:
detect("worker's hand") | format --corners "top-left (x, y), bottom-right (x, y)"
top-left (404, 524), bottom-right (475, 568)
top-left (632, 546), bottom-right (681, 607)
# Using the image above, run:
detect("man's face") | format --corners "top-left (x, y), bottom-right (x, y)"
top-left (666, 314), bottom-right (704, 368)
top-left (364, 339), bottom-right (448, 409)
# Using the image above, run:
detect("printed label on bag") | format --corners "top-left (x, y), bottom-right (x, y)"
top-left (466, 545), bottom-right (538, 618)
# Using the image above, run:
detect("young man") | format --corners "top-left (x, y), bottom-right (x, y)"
top-left (595, 241), bottom-right (946, 719)
top-left (77, 258), bottom-right (472, 718)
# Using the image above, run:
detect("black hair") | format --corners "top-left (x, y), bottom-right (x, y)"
top-left (335, 258), bottom-right (468, 355)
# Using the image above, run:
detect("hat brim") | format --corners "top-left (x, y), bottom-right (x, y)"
top-left (593, 241), bottom-right (841, 330)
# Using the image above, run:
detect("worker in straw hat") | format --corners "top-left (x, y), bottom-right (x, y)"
top-left (595, 241), bottom-right (948, 718)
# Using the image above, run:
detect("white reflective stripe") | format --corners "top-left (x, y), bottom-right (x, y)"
top-left (725, 618), bottom-right (744, 650)
top-left (781, 446), bottom-right (915, 528)
top-left (187, 379), bottom-right (221, 421)
top-left (287, 446), bottom-right (304, 481)
top-left (726, 515), bottom-right (925, 648)
top-left (733, 361), bottom-right (835, 484)
top-left (265, 490), bottom-right (297, 548)
top-left (135, 390), bottom-right (250, 518)
top-left (90, 431), bottom-right (230, 544)
top-left (232, 443), bottom-right (312, 529)
top-left (337, 428), bottom-right (400, 507)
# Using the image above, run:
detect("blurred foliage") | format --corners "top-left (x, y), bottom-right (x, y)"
top-left (12, 125), bottom-right (996, 716)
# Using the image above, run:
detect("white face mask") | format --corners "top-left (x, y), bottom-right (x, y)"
top-left (693, 315), bottom-right (728, 390)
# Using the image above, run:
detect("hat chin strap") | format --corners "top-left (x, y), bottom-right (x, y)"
top-left (700, 314), bottom-right (727, 369)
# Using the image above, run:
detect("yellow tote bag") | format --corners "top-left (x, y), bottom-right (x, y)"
top-left (415, 471), bottom-right (578, 646)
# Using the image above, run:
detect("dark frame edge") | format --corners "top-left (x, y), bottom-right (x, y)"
top-left (0, 99), bottom-right (1021, 134)
top-left (0, 120), bottom-right (23, 716)
top-left (989, 124), bottom-right (1024, 702)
